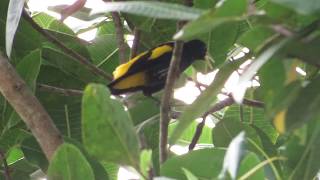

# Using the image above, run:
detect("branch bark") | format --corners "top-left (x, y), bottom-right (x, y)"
top-left (103, 0), bottom-right (128, 63)
top-left (159, 0), bottom-right (194, 164)
top-left (0, 53), bottom-right (63, 160)
top-left (160, 40), bottom-right (184, 163)
top-left (130, 28), bottom-right (141, 58)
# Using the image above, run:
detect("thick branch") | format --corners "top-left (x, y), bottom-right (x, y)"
top-left (0, 53), bottom-right (63, 160)
top-left (22, 10), bottom-right (112, 81)
top-left (38, 84), bottom-right (83, 96)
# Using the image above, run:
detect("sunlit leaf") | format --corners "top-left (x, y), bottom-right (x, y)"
top-left (5, 0), bottom-right (24, 57)
top-left (92, 1), bottom-right (203, 21)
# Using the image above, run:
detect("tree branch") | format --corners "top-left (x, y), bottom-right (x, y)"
top-left (22, 10), bottom-right (112, 81)
top-left (160, 40), bottom-right (184, 163)
top-left (0, 53), bottom-right (63, 160)
top-left (38, 84), bottom-right (83, 96)
top-left (159, 0), bottom-right (194, 164)
top-left (103, 0), bottom-right (128, 63)
top-left (130, 28), bottom-right (141, 58)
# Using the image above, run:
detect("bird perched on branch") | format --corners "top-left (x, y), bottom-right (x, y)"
top-left (108, 39), bottom-right (206, 96)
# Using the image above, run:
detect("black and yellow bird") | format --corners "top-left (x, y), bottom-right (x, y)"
top-left (108, 39), bottom-right (206, 96)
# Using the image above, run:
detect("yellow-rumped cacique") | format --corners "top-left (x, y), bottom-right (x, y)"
top-left (108, 39), bottom-right (206, 96)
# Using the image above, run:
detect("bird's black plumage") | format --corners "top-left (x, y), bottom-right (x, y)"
top-left (108, 39), bottom-right (206, 96)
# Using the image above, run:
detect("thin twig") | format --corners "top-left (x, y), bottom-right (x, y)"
top-left (103, 0), bottom-right (128, 63)
top-left (38, 84), bottom-right (83, 96)
top-left (131, 28), bottom-right (141, 58)
top-left (22, 10), bottom-right (113, 80)
top-left (160, 40), bottom-right (184, 163)
top-left (0, 53), bottom-right (63, 160)
top-left (188, 96), bottom-right (264, 150)
top-left (188, 118), bottom-right (205, 151)
top-left (0, 150), bottom-right (11, 180)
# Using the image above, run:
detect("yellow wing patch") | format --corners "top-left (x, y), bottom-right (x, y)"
top-left (113, 52), bottom-right (148, 80)
top-left (113, 72), bottom-right (146, 89)
top-left (112, 44), bottom-right (172, 80)
top-left (150, 45), bottom-right (173, 60)
top-left (273, 110), bottom-right (287, 134)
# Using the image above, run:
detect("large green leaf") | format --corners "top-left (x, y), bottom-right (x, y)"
top-left (170, 60), bottom-right (244, 145)
top-left (161, 148), bottom-right (225, 179)
top-left (82, 84), bottom-right (140, 167)
top-left (16, 49), bottom-right (42, 91)
top-left (208, 22), bottom-right (240, 66)
top-left (47, 143), bottom-right (95, 180)
top-left (92, 1), bottom-right (204, 21)
top-left (174, 0), bottom-right (248, 40)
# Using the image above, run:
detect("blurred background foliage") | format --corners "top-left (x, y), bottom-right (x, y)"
top-left (0, 0), bottom-right (320, 179)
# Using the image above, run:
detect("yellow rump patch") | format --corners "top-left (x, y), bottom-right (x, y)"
top-left (113, 52), bottom-right (148, 80)
top-left (150, 45), bottom-right (173, 60)
top-left (273, 110), bottom-right (287, 134)
top-left (113, 72), bottom-right (146, 89)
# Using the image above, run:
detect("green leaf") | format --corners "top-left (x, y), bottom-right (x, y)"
top-left (21, 137), bottom-right (48, 171)
top-left (0, 128), bottom-right (29, 151)
top-left (161, 148), bottom-right (225, 179)
top-left (170, 60), bottom-right (244, 145)
top-left (174, 0), bottom-right (247, 40)
top-left (16, 49), bottom-right (42, 91)
top-left (82, 84), bottom-right (140, 167)
top-left (182, 168), bottom-right (199, 180)
top-left (286, 75), bottom-right (320, 131)
top-left (194, 0), bottom-right (218, 10)
top-left (269, 0), bottom-right (320, 15)
top-left (208, 22), bottom-right (240, 66)
top-left (237, 152), bottom-right (265, 179)
top-left (258, 58), bottom-right (285, 110)
top-left (219, 132), bottom-right (246, 179)
top-left (169, 120), bottom-right (212, 145)
top-left (6, 147), bottom-right (24, 165)
top-left (233, 39), bottom-right (289, 103)
top-left (5, 0), bottom-right (24, 57)
top-left (47, 143), bottom-right (95, 180)
top-left (212, 106), bottom-right (262, 149)
top-left (42, 47), bottom-right (99, 83)
top-left (237, 26), bottom-right (275, 52)
top-left (282, 120), bottom-right (320, 179)
top-left (92, 1), bottom-right (204, 21)
top-left (140, 150), bottom-right (152, 177)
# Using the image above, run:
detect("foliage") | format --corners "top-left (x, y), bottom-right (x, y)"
top-left (1, 0), bottom-right (320, 179)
